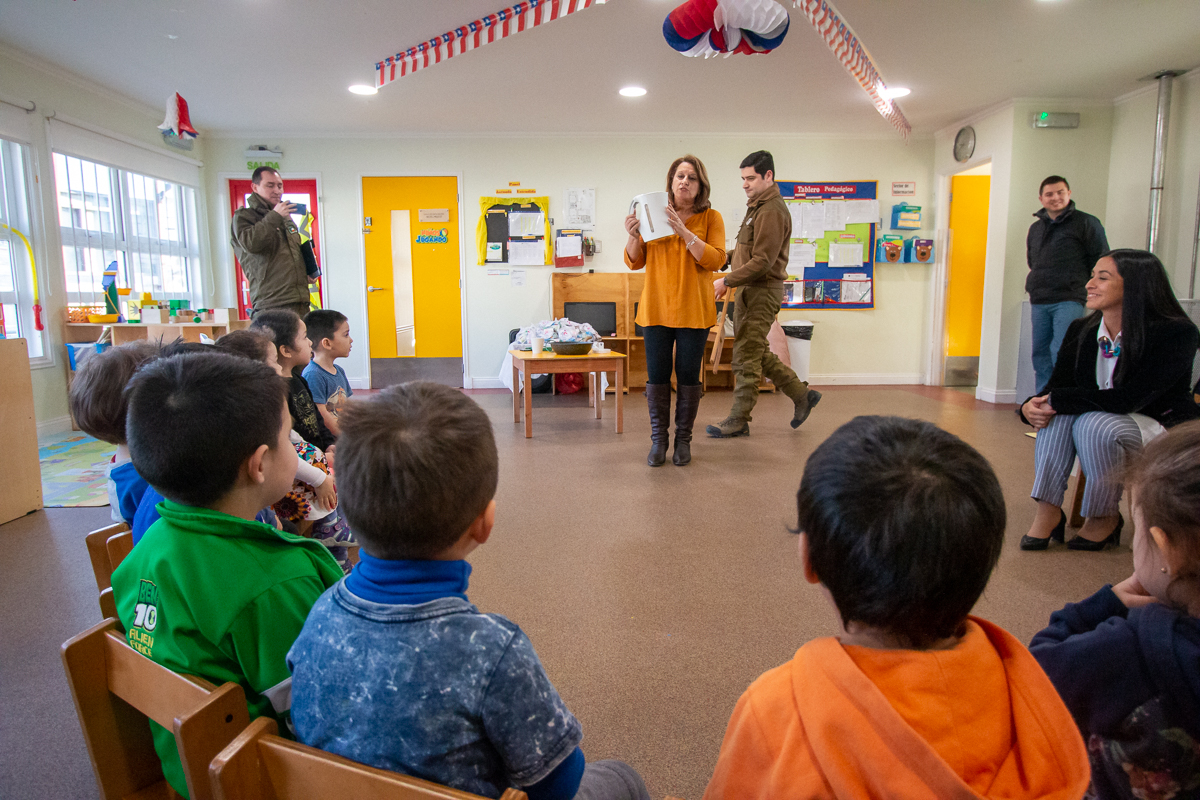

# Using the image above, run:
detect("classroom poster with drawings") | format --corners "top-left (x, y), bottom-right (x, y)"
top-left (776, 180), bottom-right (878, 309)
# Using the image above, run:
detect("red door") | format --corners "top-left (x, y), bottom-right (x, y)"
top-left (228, 178), bottom-right (325, 319)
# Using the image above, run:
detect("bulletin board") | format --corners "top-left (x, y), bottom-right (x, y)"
top-left (777, 180), bottom-right (878, 310)
top-left (476, 196), bottom-right (552, 266)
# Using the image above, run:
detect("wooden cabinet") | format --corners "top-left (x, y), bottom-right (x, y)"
top-left (62, 320), bottom-right (250, 348)
top-left (1, 339), bottom-right (42, 524)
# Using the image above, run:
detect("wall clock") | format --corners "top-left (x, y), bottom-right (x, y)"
top-left (954, 126), bottom-right (976, 163)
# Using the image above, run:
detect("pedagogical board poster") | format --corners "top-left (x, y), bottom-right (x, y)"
top-left (476, 196), bottom-right (551, 265)
top-left (777, 181), bottom-right (878, 310)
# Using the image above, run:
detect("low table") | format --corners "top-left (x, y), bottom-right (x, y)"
top-left (510, 349), bottom-right (628, 438)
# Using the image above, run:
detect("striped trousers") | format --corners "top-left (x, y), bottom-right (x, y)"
top-left (1030, 412), bottom-right (1143, 518)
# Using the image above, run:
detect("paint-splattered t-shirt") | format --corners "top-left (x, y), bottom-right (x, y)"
top-left (287, 581), bottom-right (583, 797)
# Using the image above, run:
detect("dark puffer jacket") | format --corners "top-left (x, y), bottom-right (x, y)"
top-left (1025, 201), bottom-right (1109, 305)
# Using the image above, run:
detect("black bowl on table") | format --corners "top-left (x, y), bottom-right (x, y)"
top-left (550, 341), bottom-right (593, 356)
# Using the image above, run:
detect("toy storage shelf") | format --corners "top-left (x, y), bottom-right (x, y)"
top-left (63, 320), bottom-right (249, 346)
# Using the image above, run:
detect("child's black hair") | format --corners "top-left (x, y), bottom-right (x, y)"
top-left (335, 382), bottom-right (498, 559)
top-left (216, 328), bottom-right (274, 364)
top-left (67, 340), bottom-right (162, 445)
top-left (249, 309), bottom-right (304, 352)
top-left (304, 309), bottom-right (348, 349)
top-left (125, 352), bottom-right (287, 507)
top-left (797, 415), bottom-right (1006, 647)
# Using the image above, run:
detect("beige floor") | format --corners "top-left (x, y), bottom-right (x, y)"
top-left (1, 386), bottom-right (1133, 799)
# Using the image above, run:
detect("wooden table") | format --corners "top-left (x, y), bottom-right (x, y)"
top-left (510, 349), bottom-right (628, 438)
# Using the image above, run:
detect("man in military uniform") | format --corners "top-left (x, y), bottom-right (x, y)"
top-left (231, 167), bottom-right (311, 317)
top-left (708, 151), bottom-right (820, 438)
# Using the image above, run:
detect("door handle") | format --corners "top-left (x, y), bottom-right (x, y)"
top-left (367, 286), bottom-right (386, 292)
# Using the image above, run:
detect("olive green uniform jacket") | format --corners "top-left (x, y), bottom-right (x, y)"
top-left (230, 193), bottom-right (309, 312)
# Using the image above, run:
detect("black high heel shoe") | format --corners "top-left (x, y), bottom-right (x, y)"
top-left (1020, 510), bottom-right (1067, 551)
top-left (1067, 513), bottom-right (1123, 551)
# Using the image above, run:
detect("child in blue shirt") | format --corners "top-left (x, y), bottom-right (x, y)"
top-left (1031, 420), bottom-right (1200, 800)
top-left (68, 341), bottom-right (161, 524)
top-left (287, 382), bottom-right (649, 800)
top-left (301, 309), bottom-right (353, 437)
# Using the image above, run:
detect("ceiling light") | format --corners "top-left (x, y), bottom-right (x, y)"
top-left (880, 87), bottom-right (910, 99)
top-left (619, 86), bottom-right (647, 98)
top-left (349, 84), bottom-right (379, 96)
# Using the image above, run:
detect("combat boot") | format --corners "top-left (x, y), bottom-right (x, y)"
top-left (790, 388), bottom-right (822, 429)
top-left (706, 416), bottom-right (749, 438)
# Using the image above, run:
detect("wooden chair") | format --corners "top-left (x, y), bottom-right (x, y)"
top-left (210, 717), bottom-right (528, 800)
top-left (86, 522), bottom-right (129, 594)
top-left (62, 618), bottom-right (251, 800)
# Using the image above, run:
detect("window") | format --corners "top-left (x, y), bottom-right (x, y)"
top-left (53, 152), bottom-right (201, 310)
top-left (0, 136), bottom-right (44, 359)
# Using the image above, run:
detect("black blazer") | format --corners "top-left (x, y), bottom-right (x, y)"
top-left (1021, 315), bottom-right (1200, 428)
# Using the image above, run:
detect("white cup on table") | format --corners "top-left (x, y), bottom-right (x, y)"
top-left (531, 336), bottom-right (544, 356)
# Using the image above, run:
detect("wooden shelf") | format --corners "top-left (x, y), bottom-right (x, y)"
top-left (63, 317), bottom-right (249, 346)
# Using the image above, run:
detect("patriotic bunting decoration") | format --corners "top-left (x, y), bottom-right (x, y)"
top-left (375, 0), bottom-right (598, 88)
top-left (793, 0), bottom-right (910, 139)
top-left (663, 0), bottom-right (790, 58)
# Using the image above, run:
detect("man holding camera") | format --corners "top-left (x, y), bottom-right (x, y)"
top-left (231, 167), bottom-right (313, 317)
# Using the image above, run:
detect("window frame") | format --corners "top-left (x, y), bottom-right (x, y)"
top-left (0, 135), bottom-right (50, 364)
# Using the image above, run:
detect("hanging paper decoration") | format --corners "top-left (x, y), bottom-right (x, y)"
top-left (376, 0), bottom-right (599, 87)
top-left (157, 92), bottom-right (198, 140)
top-left (793, 0), bottom-right (910, 139)
top-left (663, 0), bottom-right (790, 58)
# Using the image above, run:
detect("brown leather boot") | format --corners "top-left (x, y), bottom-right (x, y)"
top-left (645, 384), bottom-right (671, 467)
top-left (672, 384), bottom-right (704, 465)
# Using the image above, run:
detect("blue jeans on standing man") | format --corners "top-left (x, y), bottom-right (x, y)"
top-left (1031, 300), bottom-right (1086, 392)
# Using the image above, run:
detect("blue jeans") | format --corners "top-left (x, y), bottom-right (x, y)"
top-left (1031, 301), bottom-right (1086, 392)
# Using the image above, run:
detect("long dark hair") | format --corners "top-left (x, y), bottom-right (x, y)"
top-left (1076, 249), bottom-right (1193, 384)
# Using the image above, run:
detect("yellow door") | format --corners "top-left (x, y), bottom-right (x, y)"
top-left (946, 175), bottom-right (990, 360)
top-left (362, 177), bottom-right (462, 365)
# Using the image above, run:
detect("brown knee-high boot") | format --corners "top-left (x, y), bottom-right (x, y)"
top-left (672, 384), bottom-right (704, 466)
top-left (645, 384), bottom-right (672, 467)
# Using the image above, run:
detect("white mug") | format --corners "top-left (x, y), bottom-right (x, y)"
top-left (629, 191), bottom-right (672, 242)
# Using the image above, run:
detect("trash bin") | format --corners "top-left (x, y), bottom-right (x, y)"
top-left (780, 320), bottom-right (814, 382)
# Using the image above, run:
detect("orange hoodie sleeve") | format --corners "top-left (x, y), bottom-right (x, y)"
top-left (703, 688), bottom-right (776, 800)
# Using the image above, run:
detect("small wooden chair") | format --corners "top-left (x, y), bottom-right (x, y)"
top-left (62, 618), bottom-right (251, 800)
top-left (86, 522), bottom-right (130, 594)
top-left (210, 717), bottom-right (528, 800)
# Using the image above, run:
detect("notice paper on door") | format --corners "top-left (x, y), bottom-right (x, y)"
top-left (508, 240), bottom-right (544, 265)
top-left (508, 212), bottom-right (544, 237)
top-left (828, 241), bottom-right (865, 267)
top-left (789, 240), bottom-right (817, 271)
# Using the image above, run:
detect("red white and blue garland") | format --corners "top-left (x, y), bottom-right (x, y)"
top-left (375, 0), bottom-right (598, 88)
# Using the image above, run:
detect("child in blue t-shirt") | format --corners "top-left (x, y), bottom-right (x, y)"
top-left (68, 341), bottom-right (161, 524)
top-left (302, 309), bottom-right (353, 438)
top-left (288, 383), bottom-right (650, 800)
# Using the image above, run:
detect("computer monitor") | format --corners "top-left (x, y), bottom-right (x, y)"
top-left (563, 301), bottom-right (617, 337)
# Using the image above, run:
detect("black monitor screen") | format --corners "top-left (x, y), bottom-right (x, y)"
top-left (563, 302), bottom-right (617, 337)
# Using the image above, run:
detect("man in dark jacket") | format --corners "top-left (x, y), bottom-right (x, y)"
top-left (231, 167), bottom-right (311, 317)
top-left (707, 151), bottom-right (820, 438)
top-left (1026, 175), bottom-right (1108, 391)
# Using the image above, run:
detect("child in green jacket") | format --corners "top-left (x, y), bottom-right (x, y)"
top-left (111, 351), bottom-right (343, 798)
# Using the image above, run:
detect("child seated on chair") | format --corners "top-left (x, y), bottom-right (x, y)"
top-left (68, 340), bottom-right (161, 525)
top-left (301, 309), bottom-right (353, 438)
top-left (703, 415), bottom-right (1090, 800)
top-left (110, 351), bottom-right (343, 798)
top-left (287, 382), bottom-right (651, 800)
top-left (1031, 420), bottom-right (1200, 800)
top-left (250, 309), bottom-right (335, 452)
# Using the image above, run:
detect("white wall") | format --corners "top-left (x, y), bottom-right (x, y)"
top-left (0, 46), bottom-right (208, 434)
top-left (204, 133), bottom-right (935, 388)
top-left (1106, 69), bottom-right (1200, 296)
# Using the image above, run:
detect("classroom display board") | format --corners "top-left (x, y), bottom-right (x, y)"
top-left (476, 196), bottom-right (552, 266)
top-left (777, 180), bottom-right (878, 310)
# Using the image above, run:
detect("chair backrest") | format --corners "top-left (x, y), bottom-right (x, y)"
top-left (85, 522), bottom-right (129, 593)
top-left (211, 717), bottom-right (529, 800)
top-left (62, 618), bottom-right (250, 800)
top-left (106, 530), bottom-right (134, 574)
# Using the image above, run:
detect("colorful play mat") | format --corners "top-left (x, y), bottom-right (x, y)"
top-left (38, 432), bottom-right (114, 508)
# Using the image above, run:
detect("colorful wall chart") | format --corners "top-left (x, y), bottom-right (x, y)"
top-left (776, 180), bottom-right (878, 310)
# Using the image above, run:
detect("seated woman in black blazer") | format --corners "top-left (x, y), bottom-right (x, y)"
top-left (1020, 249), bottom-right (1199, 551)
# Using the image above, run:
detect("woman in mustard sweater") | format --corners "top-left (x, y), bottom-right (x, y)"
top-left (625, 155), bottom-right (726, 467)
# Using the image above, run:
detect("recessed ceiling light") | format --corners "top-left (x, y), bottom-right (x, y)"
top-left (619, 86), bottom-right (647, 98)
top-left (349, 84), bottom-right (379, 96)
top-left (881, 87), bottom-right (910, 99)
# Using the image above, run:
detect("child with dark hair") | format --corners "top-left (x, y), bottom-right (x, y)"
top-left (216, 327), bottom-right (355, 572)
top-left (302, 309), bottom-right (352, 437)
top-left (288, 382), bottom-right (650, 800)
top-left (250, 309), bottom-right (334, 451)
top-left (111, 352), bottom-right (343, 798)
top-left (67, 340), bottom-right (161, 524)
top-left (703, 416), bottom-right (1089, 800)
top-left (1031, 420), bottom-right (1200, 799)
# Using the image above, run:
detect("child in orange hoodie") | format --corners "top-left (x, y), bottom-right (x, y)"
top-left (703, 416), bottom-right (1091, 800)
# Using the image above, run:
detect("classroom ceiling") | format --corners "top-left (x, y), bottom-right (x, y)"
top-left (2, 0), bottom-right (1198, 138)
